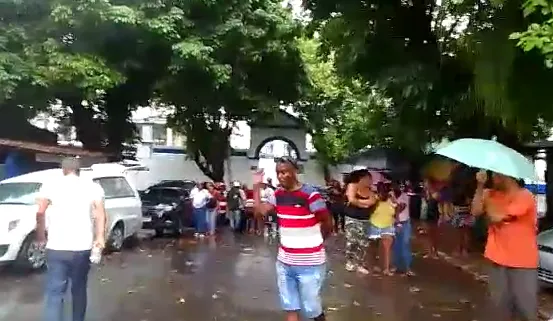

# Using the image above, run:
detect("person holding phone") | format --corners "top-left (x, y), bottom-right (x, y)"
top-left (253, 157), bottom-right (332, 321)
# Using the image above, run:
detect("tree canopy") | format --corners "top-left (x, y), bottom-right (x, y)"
top-left (3, 0), bottom-right (553, 180)
top-left (0, 0), bottom-right (308, 180)
top-left (303, 0), bottom-right (553, 162)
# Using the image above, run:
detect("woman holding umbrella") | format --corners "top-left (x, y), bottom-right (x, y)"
top-left (437, 138), bottom-right (538, 321)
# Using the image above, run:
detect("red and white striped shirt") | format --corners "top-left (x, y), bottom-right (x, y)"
top-left (267, 184), bottom-right (329, 266)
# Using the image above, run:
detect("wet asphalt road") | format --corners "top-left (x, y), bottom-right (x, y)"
top-left (0, 231), bottom-right (495, 321)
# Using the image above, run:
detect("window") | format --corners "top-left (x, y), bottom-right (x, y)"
top-left (158, 189), bottom-right (183, 203)
top-left (94, 177), bottom-right (135, 199)
top-left (142, 188), bottom-right (183, 203)
top-left (0, 182), bottom-right (42, 205)
top-left (152, 124), bottom-right (167, 145)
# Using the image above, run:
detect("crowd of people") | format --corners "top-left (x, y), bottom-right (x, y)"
top-left (188, 177), bottom-right (281, 238)
top-left (36, 156), bottom-right (539, 321)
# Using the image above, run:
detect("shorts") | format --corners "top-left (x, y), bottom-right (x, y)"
top-left (488, 263), bottom-right (538, 321)
top-left (368, 224), bottom-right (395, 239)
top-left (276, 261), bottom-right (326, 318)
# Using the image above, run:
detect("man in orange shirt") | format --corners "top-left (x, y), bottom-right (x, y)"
top-left (472, 170), bottom-right (538, 321)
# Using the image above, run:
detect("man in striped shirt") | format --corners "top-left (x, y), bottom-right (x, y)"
top-left (254, 157), bottom-right (332, 321)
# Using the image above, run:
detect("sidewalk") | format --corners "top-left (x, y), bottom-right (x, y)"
top-left (411, 221), bottom-right (553, 320)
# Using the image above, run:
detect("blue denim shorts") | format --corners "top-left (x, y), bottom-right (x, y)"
top-left (368, 224), bottom-right (395, 239)
top-left (275, 261), bottom-right (326, 318)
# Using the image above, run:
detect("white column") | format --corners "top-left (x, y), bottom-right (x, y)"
top-left (142, 124), bottom-right (153, 143)
top-left (166, 127), bottom-right (173, 146)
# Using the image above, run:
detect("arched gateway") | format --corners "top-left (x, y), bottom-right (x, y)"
top-left (132, 108), bottom-right (325, 188)
top-left (226, 110), bottom-right (323, 185)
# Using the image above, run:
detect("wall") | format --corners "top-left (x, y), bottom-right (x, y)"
top-left (133, 146), bottom-right (327, 190)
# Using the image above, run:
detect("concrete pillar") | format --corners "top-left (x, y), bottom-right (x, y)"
top-left (166, 127), bottom-right (173, 146)
top-left (142, 124), bottom-right (153, 143)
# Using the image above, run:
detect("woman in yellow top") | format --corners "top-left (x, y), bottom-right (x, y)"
top-left (368, 182), bottom-right (396, 276)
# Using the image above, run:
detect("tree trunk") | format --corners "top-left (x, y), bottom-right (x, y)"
top-left (65, 97), bottom-right (105, 151)
top-left (104, 90), bottom-right (136, 159)
top-left (186, 119), bottom-right (231, 182)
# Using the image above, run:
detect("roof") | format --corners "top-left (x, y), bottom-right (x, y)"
top-left (525, 140), bottom-right (553, 149)
top-left (249, 109), bottom-right (306, 129)
top-left (1, 166), bottom-right (128, 184)
top-left (0, 139), bottom-right (110, 157)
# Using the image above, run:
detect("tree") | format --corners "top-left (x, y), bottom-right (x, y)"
top-left (0, 0), bottom-right (189, 157)
top-left (42, 0), bottom-right (175, 154)
top-left (297, 38), bottom-right (381, 164)
top-left (160, 0), bottom-right (308, 181)
top-left (304, 0), bottom-right (553, 153)
top-left (511, 0), bottom-right (553, 67)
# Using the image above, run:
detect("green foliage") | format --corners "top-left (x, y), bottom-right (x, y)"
top-left (304, 0), bottom-right (553, 156)
top-left (510, 0), bottom-right (553, 67)
top-left (160, 0), bottom-right (307, 180)
top-left (0, 0), bottom-right (307, 171)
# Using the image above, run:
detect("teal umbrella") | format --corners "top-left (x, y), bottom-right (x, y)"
top-left (435, 138), bottom-right (537, 180)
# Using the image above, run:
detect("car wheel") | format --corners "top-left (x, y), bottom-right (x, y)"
top-left (16, 233), bottom-right (46, 270)
top-left (107, 223), bottom-right (125, 252)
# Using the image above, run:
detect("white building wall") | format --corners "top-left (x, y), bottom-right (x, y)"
top-left (133, 149), bottom-right (326, 190)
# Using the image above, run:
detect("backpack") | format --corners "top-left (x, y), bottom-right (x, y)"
top-left (226, 187), bottom-right (242, 211)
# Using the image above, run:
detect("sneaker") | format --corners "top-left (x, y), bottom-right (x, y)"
top-left (199, 234), bottom-right (206, 238)
top-left (194, 233), bottom-right (199, 238)
top-left (357, 266), bottom-right (370, 275)
top-left (345, 262), bottom-right (356, 272)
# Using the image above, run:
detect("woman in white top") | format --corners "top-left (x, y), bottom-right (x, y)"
top-left (192, 183), bottom-right (212, 238)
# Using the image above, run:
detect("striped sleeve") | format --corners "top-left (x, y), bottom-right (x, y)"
top-left (307, 190), bottom-right (328, 214)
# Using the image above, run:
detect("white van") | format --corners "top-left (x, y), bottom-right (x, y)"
top-left (0, 165), bottom-right (143, 269)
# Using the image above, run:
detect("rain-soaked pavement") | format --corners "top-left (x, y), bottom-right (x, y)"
top-left (0, 230), bottom-right (497, 321)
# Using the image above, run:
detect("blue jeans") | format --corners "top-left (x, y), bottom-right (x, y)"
top-left (193, 207), bottom-right (207, 233)
top-left (275, 261), bottom-right (326, 318)
top-left (392, 220), bottom-right (412, 272)
top-left (228, 209), bottom-right (242, 230)
top-left (43, 249), bottom-right (91, 321)
top-left (207, 208), bottom-right (218, 234)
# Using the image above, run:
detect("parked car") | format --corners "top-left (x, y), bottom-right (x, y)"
top-left (538, 228), bottom-right (553, 284)
top-left (0, 166), bottom-right (143, 270)
top-left (140, 186), bottom-right (193, 236)
top-left (150, 180), bottom-right (196, 191)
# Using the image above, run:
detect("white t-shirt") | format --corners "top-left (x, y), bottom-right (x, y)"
top-left (38, 174), bottom-right (104, 251)
top-left (190, 186), bottom-right (199, 198)
top-left (260, 187), bottom-right (275, 204)
top-left (397, 193), bottom-right (410, 222)
top-left (192, 189), bottom-right (211, 208)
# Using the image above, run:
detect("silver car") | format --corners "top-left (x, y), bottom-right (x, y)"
top-left (538, 229), bottom-right (553, 284)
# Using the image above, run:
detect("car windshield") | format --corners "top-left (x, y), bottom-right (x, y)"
top-left (0, 182), bottom-right (42, 205)
top-left (158, 180), bottom-right (195, 190)
top-left (158, 189), bottom-right (182, 203)
top-left (142, 188), bottom-right (181, 204)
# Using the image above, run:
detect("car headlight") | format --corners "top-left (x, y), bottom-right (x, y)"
top-left (8, 220), bottom-right (19, 232)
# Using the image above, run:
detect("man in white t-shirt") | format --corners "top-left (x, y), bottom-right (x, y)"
top-left (36, 157), bottom-right (107, 321)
